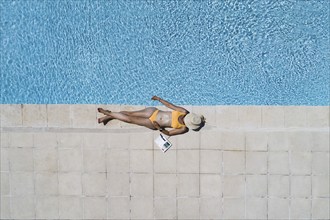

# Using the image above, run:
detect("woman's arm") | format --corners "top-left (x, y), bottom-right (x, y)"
top-left (151, 96), bottom-right (189, 113)
top-left (153, 121), bottom-right (188, 136)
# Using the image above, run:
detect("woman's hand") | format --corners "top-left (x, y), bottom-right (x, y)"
top-left (151, 96), bottom-right (161, 101)
top-left (153, 121), bottom-right (162, 130)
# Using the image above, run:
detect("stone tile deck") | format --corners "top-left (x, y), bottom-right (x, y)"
top-left (1, 104), bottom-right (329, 219)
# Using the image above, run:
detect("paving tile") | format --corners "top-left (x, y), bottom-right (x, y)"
top-left (216, 106), bottom-right (239, 128)
top-left (83, 133), bottom-right (108, 148)
top-left (82, 173), bottom-right (107, 196)
top-left (268, 175), bottom-right (290, 198)
top-left (200, 174), bottom-right (222, 197)
top-left (11, 196), bottom-right (36, 219)
top-left (36, 196), bottom-right (59, 219)
top-left (1, 148), bottom-right (9, 171)
top-left (268, 152), bottom-right (289, 174)
top-left (154, 198), bottom-right (176, 219)
top-left (57, 133), bottom-right (83, 148)
top-left (71, 105), bottom-right (97, 128)
top-left (22, 104), bottom-right (47, 127)
top-left (10, 172), bottom-right (34, 196)
top-left (312, 131), bottom-right (330, 152)
top-left (83, 148), bottom-right (106, 172)
top-left (200, 130), bottom-right (221, 149)
top-left (246, 198), bottom-right (267, 219)
top-left (154, 174), bottom-right (177, 197)
top-left (107, 173), bottom-right (130, 196)
top-left (291, 176), bottom-right (311, 198)
top-left (107, 149), bottom-right (129, 173)
top-left (220, 131), bottom-right (245, 150)
top-left (83, 197), bottom-right (107, 219)
top-left (177, 131), bottom-right (200, 149)
top-left (0, 104), bottom-right (22, 127)
top-left (268, 198), bottom-right (289, 219)
top-left (291, 151), bottom-right (312, 175)
top-left (223, 175), bottom-right (245, 198)
top-left (200, 198), bottom-right (222, 219)
top-left (312, 152), bottom-right (329, 175)
top-left (107, 133), bottom-right (130, 149)
top-left (261, 106), bottom-right (284, 128)
top-left (35, 173), bottom-right (58, 195)
top-left (154, 148), bottom-right (176, 173)
top-left (177, 198), bottom-right (199, 219)
top-left (312, 198), bottom-right (330, 219)
top-left (0, 197), bottom-right (10, 219)
top-left (268, 132), bottom-right (289, 151)
top-left (223, 151), bottom-right (245, 174)
top-left (9, 148), bottom-right (34, 171)
top-left (284, 106), bottom-right (307, 127)
top-left (47, 104), bottom-right (71, 127)
top-left (288, 131), bottom-right (312, 151)
top-left (130, 150), bottom-right (153, 173)
top-left (246, 152), bottom-right (267, 174)
top-left (9, 132), bottom-right (33, 147)
top-left (177, 174), bottom-right (199, 197)
top-left (108, 197), bottom-right (130, 219)
top-left (312, 176), bottom-right (329, 197)
top-left (34, 148), bottom-right (58, 172)
top-left (306, 106), bottom-right (329, 127)
top-left (130, 174), bottom-right (153, 197)
top-left (200, 150), bottom-right (222, 173)
top-left (59, 196), bottom-right (83, 219)
top-left (130, 197), bottom-right (154, 219)
top-left (58, 148), bottom-right (82, 172)
top-left (129, 132), bottom-right (153, 149)
top-left (238, 106), bottom-right (262, 128)
top-left (34, 132), bottom-right (57, 148)
top-left (246, 131), bottom-right (268, 151)
top-left (246, 175), bottom-right (267, 197)
top-left (58, 173), bottom-right (82, 196)
top-left (290, 198), bottom-right (311, 219)
top-left (177, 150), bottom-right (199, 173)
top-left (0, 132), bottom-right (9, 148)
top-left (223, 198), bottom-right (245, 219)
top-left (1, 172), bottom-right (10, 196)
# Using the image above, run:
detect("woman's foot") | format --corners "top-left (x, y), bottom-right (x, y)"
top-left (98, 116), bottom-right (113, 125)
top-left (98, 108), bottom-right (111, 115)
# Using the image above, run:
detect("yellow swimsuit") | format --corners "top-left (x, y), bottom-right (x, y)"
top-left (171, 111), bottom-right (186, 129)
top-left (149, 110), bottom-right (186, 129)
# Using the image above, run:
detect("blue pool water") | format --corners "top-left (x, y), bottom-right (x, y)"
top-left (1, 0), bottom-right (329, 105)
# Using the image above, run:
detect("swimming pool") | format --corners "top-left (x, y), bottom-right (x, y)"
top-left (1, 0), bottom-right (329, 105)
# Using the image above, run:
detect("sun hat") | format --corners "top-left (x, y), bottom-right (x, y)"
top-left (184, 113), bottom-right (204, 130)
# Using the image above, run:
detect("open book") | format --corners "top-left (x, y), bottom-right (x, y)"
top-left (154, 134), bottom-right (172, 153)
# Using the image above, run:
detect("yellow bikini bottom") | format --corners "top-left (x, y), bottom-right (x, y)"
top-left (149, 110), bottom-right (159, 122)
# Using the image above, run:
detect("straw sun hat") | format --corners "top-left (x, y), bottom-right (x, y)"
top-left (184, 113), bottom-right (205, 130)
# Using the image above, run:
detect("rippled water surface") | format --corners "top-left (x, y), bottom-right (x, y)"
top-left (1, 0), bottom-right (329, 105)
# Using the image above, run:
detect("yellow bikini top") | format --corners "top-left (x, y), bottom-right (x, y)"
top-left (171, 111), bottom-right (186, 129)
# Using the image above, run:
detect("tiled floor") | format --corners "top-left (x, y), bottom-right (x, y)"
top-left (1, 104), bottom-right (329, 219)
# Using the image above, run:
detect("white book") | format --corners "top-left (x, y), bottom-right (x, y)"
top-left (154, 134), bottom-right (172, 153)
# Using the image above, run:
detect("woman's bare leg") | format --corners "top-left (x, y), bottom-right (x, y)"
top-left (106, 112), bottom-right (156, 130)
top-left (120, 107), bottom-right (157, 118)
